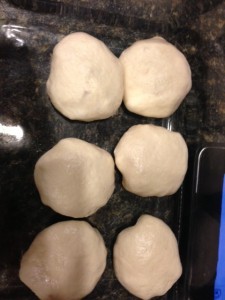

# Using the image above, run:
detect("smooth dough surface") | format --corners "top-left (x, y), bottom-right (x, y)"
top-left (47, 32), bottom-right (123, 121)
top-left (120, 36), bottom-right (192, 118)
top-left (113, 215), bottom-right (182, 300)
top-left (19, 221), bottom-right (107, 300)
top-left (114, 124), bottom-right (188, 197)
top-left (34, 138), bottom-right (115, 218)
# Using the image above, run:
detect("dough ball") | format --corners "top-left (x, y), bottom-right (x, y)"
top-left (113, 215), bottom-right (182, 300)
top-left (34, 138), bottom-right (115, 218)
top-left (120, 36), bottom-right (192, 118)
top-left (47, 32), bottom-right (123, 121)
top-left (114, 124), bottom-right (188, 197)
top-left (19, 220), bottom-right (107, 300)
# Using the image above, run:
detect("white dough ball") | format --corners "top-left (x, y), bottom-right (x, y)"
top-left (113, 215), bottom-right (182, 300)
top-left (114, 124), bottom-right (188, 197)
top-left (120, 36), bottom-right (192, 117)
top-left (34, 138), bottom-right (115, 218)
top-left (19, 221), bottom-right (107, 300)
top-left (47, 32), bottom-right (124, 121)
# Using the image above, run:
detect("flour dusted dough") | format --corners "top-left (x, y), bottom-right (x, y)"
top-left (120, 36), bottom-right (192, 117)
top-left (114, 124), bottom-right (188, 197)
top-left (47, 32), bottom-right (123, 121)
top-left (34, 138), bottom-right (115, 218)
top-left (113, 215), bottom-right (182, 300)
top-left (19, 220), bottom-right (107, 300)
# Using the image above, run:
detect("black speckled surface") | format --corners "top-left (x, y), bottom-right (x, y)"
top-left (0, 0), bottom-right (225, 299)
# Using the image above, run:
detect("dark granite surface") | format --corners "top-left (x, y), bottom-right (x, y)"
top-left (0, 0), bottom-right (224, 299)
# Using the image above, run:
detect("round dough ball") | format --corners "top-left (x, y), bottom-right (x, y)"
top-left (19, 220), bottom-right (107, 300)
top-left (47, 32), bottom-right (123, 121)
top-left (113, 215), bottom-right (182, 300)
top-left (120, 36), bottom-right (192, 118)
top-left (114, 124), bottom-right (188, 197)
top-left (34, 138), bottom-right (115, 218)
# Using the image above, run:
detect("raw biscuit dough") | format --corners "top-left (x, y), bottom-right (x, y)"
top-left (34, 138), bottom-right (115, 218)
top-left (19, 220), bottom-right (107, 300)
top-left (47, 32), bottom-right (123, 121)
top-left (120, 36), bottom-right (192, 117)
top-left (114, 124), bottom-right (188, 197)
top-left (113, 215), bottom-right (182, 300)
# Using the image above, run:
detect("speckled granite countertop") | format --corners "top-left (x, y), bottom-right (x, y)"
top-left (0, 1), bottom-right (224, 299)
